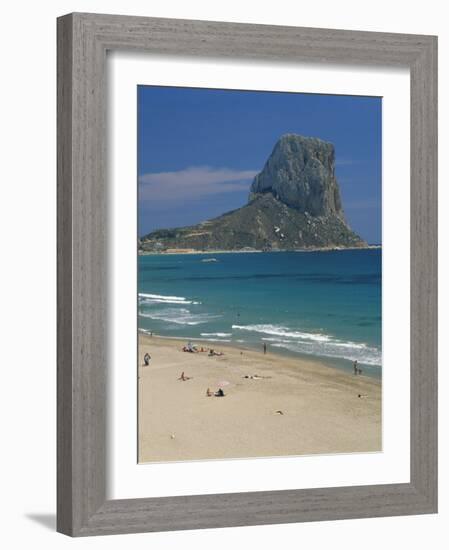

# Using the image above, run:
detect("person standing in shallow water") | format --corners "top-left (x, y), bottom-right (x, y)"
top-left (353, 360), bottom-right (358, 375)
top-left (263, 342), bottom-right (267, 355)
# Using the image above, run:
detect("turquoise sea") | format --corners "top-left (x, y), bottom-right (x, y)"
top-left (138, 249), bottom-right (382, 378)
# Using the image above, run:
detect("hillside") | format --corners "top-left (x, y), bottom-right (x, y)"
top-left (140, 134), bottom-right (367, 252)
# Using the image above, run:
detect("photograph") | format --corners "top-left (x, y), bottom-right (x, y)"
top-left (137, 86), bottom-right (382, 463)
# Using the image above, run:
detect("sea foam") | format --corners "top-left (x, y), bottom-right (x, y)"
top-left (232, 324), bottom-right (331, 342)
top-left (139, 307), bottom-right (220, 326)
top-left (232, 324), bottom-right (381, 366)
top-left (138, 292), bottom-right (200, 305)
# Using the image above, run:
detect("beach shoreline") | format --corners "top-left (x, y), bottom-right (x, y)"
top-left (138, 333), bottom-right (382, 463)
top-left (139, 329), bottom-right (381, 378)
top-left (138, 245), bottom-right (381, 256)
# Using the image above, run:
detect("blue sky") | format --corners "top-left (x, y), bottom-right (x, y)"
top-left (138, 86), bottom-right (381, 243)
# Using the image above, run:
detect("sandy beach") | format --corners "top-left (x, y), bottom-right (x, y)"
top-left (138, 334), bottom-right (381, 462)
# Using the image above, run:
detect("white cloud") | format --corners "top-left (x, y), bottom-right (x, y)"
top-left (139, 166), bottom-right (258, 201)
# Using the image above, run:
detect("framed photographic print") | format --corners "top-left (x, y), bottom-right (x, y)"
top-left (57, 13), bottom-right (437, 536)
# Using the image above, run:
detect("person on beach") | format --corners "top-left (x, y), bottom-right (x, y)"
top-left (143, 353), bottom-right (151, 366)
top-left (183, 342), bottom-right (197, 353)
top-left (353, 360), bottom-right (358, 375)
top-left (206, 388), bottom-right (213, 397)
top-left (214, 388), bottom-right (225, 397)
top-left (187, 341), bottom-right (198, 352)
top-left (178, 371), bottom-right (191, 381)
top-left (263, 342), bottom-right (267, 355)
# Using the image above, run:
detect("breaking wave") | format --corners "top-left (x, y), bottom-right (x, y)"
top-left (232, 324), bottom-right (381, 366)
top-left (139, 292), bottom-right (200, 305)
top-left (139, 307), bottom-right (220, 326)
top-left (232, 324), bottom-right (331, 342)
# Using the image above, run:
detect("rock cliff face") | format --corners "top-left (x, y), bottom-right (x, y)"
top-left (140, 134), bottom-right (367, 252)
top-left (249, 134), bottom-right (343, 217)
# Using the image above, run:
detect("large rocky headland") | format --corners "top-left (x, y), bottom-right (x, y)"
top-left (140, 134), bottom-right (368, 253)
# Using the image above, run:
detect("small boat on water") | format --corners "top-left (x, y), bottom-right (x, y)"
top-left (201, 258), bottom-right (219, 263)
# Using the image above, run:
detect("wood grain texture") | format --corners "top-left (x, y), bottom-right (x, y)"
top-left (409, 36), bottom-right (438, 509)
top-left (57, 13), bottom-right (74, 536)
top-left (57, 12), bottom-right (438, 536)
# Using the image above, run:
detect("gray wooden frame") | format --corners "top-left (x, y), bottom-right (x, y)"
top-left (57, 12), bottom-right (437, 537)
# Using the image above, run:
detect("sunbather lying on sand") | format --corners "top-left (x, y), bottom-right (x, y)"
top-left (182, 341), bottom-right (198, 353)
top-left (208, 349), bottom-right (224, 357)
